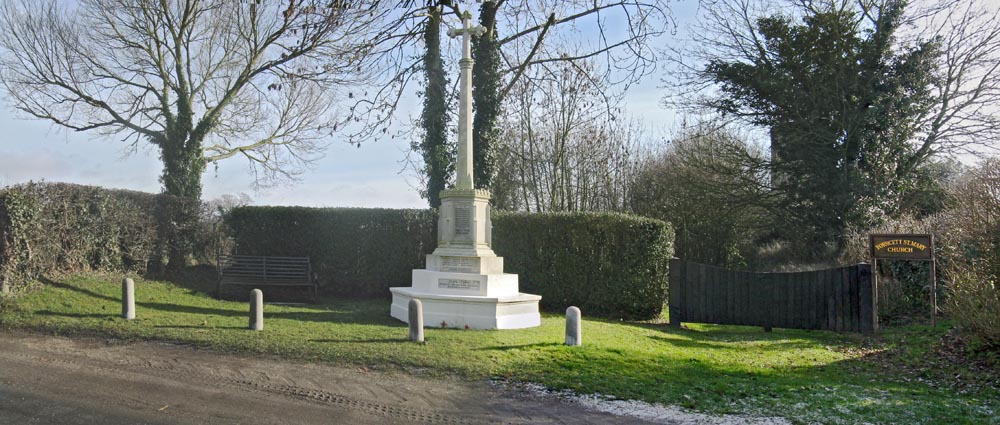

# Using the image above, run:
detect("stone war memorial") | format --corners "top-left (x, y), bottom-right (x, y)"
top-left (390, 12), bottom-right (541, 330)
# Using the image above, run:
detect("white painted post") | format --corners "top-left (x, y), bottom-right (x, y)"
top-left (409, 299), bottom-right (424, 342)
top-left (250, 289), bottom-right (263, 331)
top-left (122, 278), bottom-right (135, 320)
top-left (565, 306), bottom-right (582, 346)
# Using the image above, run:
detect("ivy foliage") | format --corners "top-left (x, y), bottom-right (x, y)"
top-left (227, 207), bottom-right (674, 319)
top-left (471, 0), bottom-right (502, 191)
top-left (416, 5), bottom-right (454, 208)
top-left (0, 183), bottom-right (179, 295)
top-left (493, 212), bottom-right (674, 320)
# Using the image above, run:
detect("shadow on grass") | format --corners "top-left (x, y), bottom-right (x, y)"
top-left (646, 334), bottom-right (825, 352)
top-left (608, 316), bottom-right (860, 346)
top-left (136, 302), bottom-right (398, 326)
top-left (32, 304), bottom-right (391, 328)
top-left (154, 325), bottom-right (245, 330)
top-left (309, 338), bottom-right (405, 344)
top-left (476, 342), bottom-right (562, 351)
top-left (37, 275), bottom-right (396, 326)
top-left (40, 277), bottom-right (119, 303)
top-left (35, 310), bottom-right (113, 319)
top-left (136, 302), bottom-right (242, 318)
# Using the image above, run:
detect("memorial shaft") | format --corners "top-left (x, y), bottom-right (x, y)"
top-left (452, 14), bottom-right (480, 190)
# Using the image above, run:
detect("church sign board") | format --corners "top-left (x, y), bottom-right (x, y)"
top-left (870, 234), bottom-right (934, 260)
top-left (869, 233), bottom-right (937, 327)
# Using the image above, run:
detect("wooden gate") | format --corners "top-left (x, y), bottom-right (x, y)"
top-left (668, 260), bottom-right (877, 333)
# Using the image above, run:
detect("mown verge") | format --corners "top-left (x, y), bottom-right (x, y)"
top-left (0, 273), bottom-right (996, 424)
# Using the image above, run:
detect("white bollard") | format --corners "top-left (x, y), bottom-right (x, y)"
top-left (565, 306), bottom-right (582, 346)
top-left (408, 299), bottom-right (424, 342)
top-left (122, 278), bottom-right (135, 320)
top-left (250, 289), bottom-right (264, 331)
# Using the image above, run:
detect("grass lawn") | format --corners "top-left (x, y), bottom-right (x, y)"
top-left (1, 272), bottom-right (997, 424)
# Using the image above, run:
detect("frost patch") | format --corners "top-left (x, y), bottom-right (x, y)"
top-left (501, 381), bottom-right (792, 424)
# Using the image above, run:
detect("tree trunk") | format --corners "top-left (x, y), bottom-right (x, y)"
top-left (472, 1), bottom-right (501, 191)
top-left (159, 136), bottom-right (206, 272)
top-left (420, 6), bottom-right (451, 208)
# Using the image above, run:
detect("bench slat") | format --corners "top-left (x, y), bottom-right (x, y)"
top-left (218, 254), bottom-right (317, 302)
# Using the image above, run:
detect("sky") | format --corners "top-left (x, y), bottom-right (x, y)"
top-left (0, 1), bottom-right (697, 208)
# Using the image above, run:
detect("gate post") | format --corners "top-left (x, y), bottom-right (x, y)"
top-left (859, 263), bottom-right (877, 334)
top-left (668, 258), bottom-right (683, 328)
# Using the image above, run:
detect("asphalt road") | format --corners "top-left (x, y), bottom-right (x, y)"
top-left (0, 332), bottom-right (658, 424)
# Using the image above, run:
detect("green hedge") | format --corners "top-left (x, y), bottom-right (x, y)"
top-left (227, 207), bottom-right (674, 319)
top-left (225, 207), bottom-right (437, 299)
top-left (0, 182), bottom-right (162, 295)
top-left (0, 182), bottom-right (215, 296)
top-left (493, 212), bottom-right (674, 319)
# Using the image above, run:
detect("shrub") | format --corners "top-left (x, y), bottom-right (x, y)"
top-left (0, 182), bottom-right (159, 295)
top-left (494, 212), bottom-right (674, 319)
top-left (630, 127), bottom-right (768, 269)
top-left (941, 160), bottom-right (1000, 346)
top-left (947, 264), bottom-right (1000, 349)
top-left (225, 207), bottom-right (437, 299)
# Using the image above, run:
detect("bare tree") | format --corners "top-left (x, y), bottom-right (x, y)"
top-left (358, 1), bottom-right (672, 201)
top-left (0, 0), bottom-right (394, 200)
top-left (905, 0), bottom-right (1000, 156)
top-left (494, 59), bottom-right (646, 212)
top-left (494, 0), bottom-right (670, 101)
top-left (473, 0), bottom-right (671, 189)
top-left (630, 123), bottom-right (773, 267)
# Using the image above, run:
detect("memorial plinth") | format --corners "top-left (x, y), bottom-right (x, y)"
top-left (389, 12), bottom-right (540, 330)
top-left (390, 189), bottom-right (541, 329)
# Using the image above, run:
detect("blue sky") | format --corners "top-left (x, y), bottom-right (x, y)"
top-left (0, 1), bottom-right (698, 208)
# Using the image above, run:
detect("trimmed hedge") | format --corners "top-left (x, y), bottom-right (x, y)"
top-left (227, 207), bottom-right (674, 319)
top-left (493, 212), bottom-right (674, 319)
top-left (0, 182), bottom-right (215, 296)
top-left (0, 182), bottom-right (161, 295)
top-left (225, 207), bottom-right (437, 299)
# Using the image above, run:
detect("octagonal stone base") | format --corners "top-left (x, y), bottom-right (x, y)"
top-left (389, 287), bottom-right (541, 330)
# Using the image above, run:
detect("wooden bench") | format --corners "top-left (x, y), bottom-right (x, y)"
top-left (217, 255), bottom-right (318, 302)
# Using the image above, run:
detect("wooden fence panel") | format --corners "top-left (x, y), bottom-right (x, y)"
top-left (668, 260), bottom-right (876, 333)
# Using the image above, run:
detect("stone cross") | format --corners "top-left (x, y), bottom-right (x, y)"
top-left (448, 11), bottom-right (486, 190)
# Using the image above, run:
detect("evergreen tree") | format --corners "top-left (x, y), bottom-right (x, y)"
top-left (705, 0), bottom-right (939, 244)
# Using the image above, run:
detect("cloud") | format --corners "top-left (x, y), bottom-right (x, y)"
top-left (226, 178), bottom-right (425, 209)
top-left (0, 146), bottom-right (162, 190)
top-left (0, 148), bottom-right (76, 182)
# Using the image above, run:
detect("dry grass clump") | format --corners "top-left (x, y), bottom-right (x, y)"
top-left (941, 159), bottom-right (1000, 349)
top-left (947, 266), bottom-right (1000, 349)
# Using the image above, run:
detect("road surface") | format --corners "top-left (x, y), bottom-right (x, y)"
top-left (0, 332), bottom-right (659, 424)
